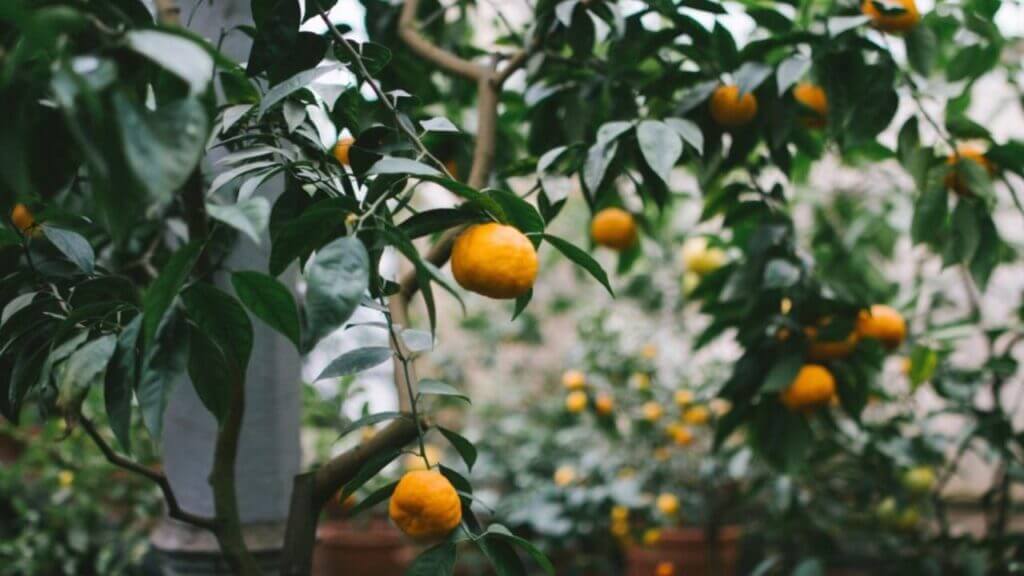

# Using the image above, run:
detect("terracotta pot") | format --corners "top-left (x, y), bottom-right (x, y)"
top-left (626, 526), bottom-right (741, 576)
top-left (0, 430), bottom-right (23, 464)
top-left (312, 519), bottom-right (417, 576)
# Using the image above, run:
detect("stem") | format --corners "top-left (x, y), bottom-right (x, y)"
top-left (79, 417), bottom-right (217, 530)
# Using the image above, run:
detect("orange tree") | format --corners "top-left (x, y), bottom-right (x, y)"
top-left (3, 0), bottom-right (1024, 574)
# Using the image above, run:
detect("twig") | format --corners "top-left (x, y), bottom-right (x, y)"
top-left (79, 417), bottom-right (217, 530)
top-left (399, 0), bottom-right (490, 81)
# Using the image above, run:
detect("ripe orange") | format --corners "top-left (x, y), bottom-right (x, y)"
top-left (793, 83), bottom-right (828, 128)
top-left (642, 401), bottom-right (663, 422)
top-left (332, 137), bottom-right (355, 166)
top-left (656, 562), bottom-right (676, 576)
top-left (709, 85), bottom-right (758, 128)
top-left (682, 405), bottom-right (711, 426)
top-left (554, 465), bottom-right (577, 486)
top-left (856, 305), bottom-right (906, 349)
top-left (591, 207), bottom-right (638, 251)
top-left (805, 324), bottom-right (859, 361)
top-left (861, 0), bottom-right (920, 33)
top-left (11, 204), bottom-right (35, 233)
top-left (451, 223), bottom-right (538, 299)
top-left (656, 493), bottom-right (679, 516)
top-left (780, 364), bottom-right (836, 412)
top-left (562, 369), bottom-right (587, 390)
top-left (595, 393), bottom-right (615, 415)
top-left (566, 390), bottom-right (588, 413)
top-left (643, 528), bottom-right (662, 546)
top-left (669, 424), bottom-right (694, 446)
top-left (674, 389), bottom-right (694, 406)
top-left (945, 144), bottom-right (994, 195)
top-left (388, 470), bottom-right (462, 541)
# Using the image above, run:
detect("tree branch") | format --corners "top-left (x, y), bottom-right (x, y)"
top-left (399, 0), bottom-right (489, 81)
top-left (79, 417), bottom-right (217, 530)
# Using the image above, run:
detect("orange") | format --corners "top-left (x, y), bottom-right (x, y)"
top-left (780, 364), bottom-right (836, 412)
top-left (656, 493), bottom-right (679, 516)
top-left (709, 85), bottom-right (758, 128)
top-left (642, 401), bottom-right (663, 422)
top-left (643, 528), bottom-right (661, 546)
top-left (861, 0), bottom-right (920, 33)
top-left (444, 158), bottom-right (459, 181)
top-left (805, 323), bottom-right (859, 361)
top-left (11, 204), bottom-right (35, 233)
top-left (562, 370), bottom-right (586, 390)
top-left (595, 393), bottom-right (615, 415)
top-left (566, 390), bottom-right (588, 413)
top-left (945, 144), bottom-right (994, 195)
top-left (388, 470), bottom-right (462, 541)
top-left (669, 424), bottom-right (694, 446)
top-left (554, 465), bottom-right (577, 486)
top-left (451, 223), bottom-right (538, 299)
top-left (857, 305), bottom-right (906, 349)
top-left (681, 237), bottom-right (727, 276)
top-left (332, 137), bottom-right (355, 166)
top-left (656, 562), bottom-right (676, 576)
top-left (682, 405), bottom-right (711, 426)
top-left (674, 389), bottom-right (694, 406)
top-left (591, 207), bottom-right (638, 251)
top-left (611, 505), bottom-right (630, 522)
top-left (793, 83), bottom-right (828, 128)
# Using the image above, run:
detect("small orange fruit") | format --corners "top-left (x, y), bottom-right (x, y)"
top-left (780, 364), bottom-right (836, 412)
top-left (805, 324), bottom-right (859, 361)
top-left (682, 405), bottom-right (711, 426)
top-left (642, 401), bottom-right (663, 422)
top-left (591, 207), bottom-right (638, 251)
top-left (388, 470), bottom-right (462, 541)
top-left (643, 528), bottom-right (662, 546)
top-left (566, 390), bottom-right (588, 413)
top-left (332, 137), bottom-right (355, 166)
top-left (857, 305), bottom-right (906, 349)
top-left (861, 0), bottom-right (920, 33)
top-left (562, 369), bottom-right (586, 390)
top-left (554, 465), bottom-right (577, 486)
top-left (656, 562), bottom-right (676, 576)
top-left (945, 144), bottom-right (994, 195)
top-left (656, 493), bottom-right (679, 516)
top-left (671, 424), bottom-right (694, 446)
top-left (709, 85), bottom-right (758, 128)
top-left (11, 204), bottom-right (35, 233)
top-left (674, 389), bottom-right (694, 407)
top-left (595, 393), bottom-right (615, 415)
top-left (611, 505), bottom-right (629, 522)
top-left (681, 237), bottom-right (727, 276)
top-left (793, 83), bottom-right (828, 128)
top-left (451, 223), bottom-right (538, 299)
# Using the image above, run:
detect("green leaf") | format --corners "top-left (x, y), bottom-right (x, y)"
top-left (58, 334), bottom-right (116, 392)
top-left (948, 200), bottom-right (981, 264)
top-left (315, 346), bottom-right (392, 381)
top-left (827, 15), bottom-right (870, 36)
top-left (336, 411), bottom-right (404, 440)
top-left (186, 325), bottom-right (232, 420)
top-left (488, 190), bottom-right (545, 237)
top-left (346, 480), bottom-right (399, 517)
top-left (418, 379), bottom-right (471, 404)
top-left (125, 30), bottom-right (214, 94)
top-left (763, 258), bottom-right (800, 289)
top-left (420, 117), bottom-right (459, 133)
top-left (231, 271), bottom-right (301, 349)
top-left (137, 311), bottom-right (189, 438)
top-left (115, 95), bottom-right (209, 208)
top-left (141, 242), bottom-right (202, 349)
top-left (541, 234), bottom-right (614, 296)
top-left (303, 237), bottom-right (369, 352)
top-left (206, 197), bottom-right (271, 245)
top-left (182, 282), bottom-right (254, 370)
top-left (401, 329), bottom-right (433, 353)
top-left (41, 226), bottom-right (94, 274)
top-left (257, 65), bottom-right (335, 117)
top-left (583, 140), bottom-right (618, 194)
top-left (368, 157), bottom-right (442, 177)
top-left (269, 198), bottom-right (351, 277)
top-left (406, 543), bottom-right (457, 576)
top-left (905, 24), bottom-right (937, 76)
top-left (734, 61), bottom-right (773, 96)
top-left (957, 157), bottom-right (995, 202)
top-left (908, 345), bottom-right (938, 389)
top-left (911, 185), bottom-right (948, 248)
top-left (483, 524), bottom-right (555, 575)
top-left (970, 211), bottom-right (1002, 289)
top-left (637, 120), bottom-right (682, 184)
top-left (340, 447), bottom-right (401, 500)
top-left (762, 353), bottom-right (803, 393)
top-left (776, 54), bottom-right (811, 96)
top-left (664, 117), bottom-right (704, 154)
top-left (399, 208), bottom-right (482, 240)
top-left (105, 316), bottom-right (141, 454)
top-left (438, 426), bottom-right (477, 471)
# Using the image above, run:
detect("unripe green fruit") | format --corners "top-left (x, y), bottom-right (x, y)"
top-left (902, 466), bottom-right (936, 495)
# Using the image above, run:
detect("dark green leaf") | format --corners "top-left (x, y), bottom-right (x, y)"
top-left (105, 316), bottom-right (141, 454)
top-left (41, 225), bottom-right (94, 274)
top-left (231, 271), bottom-right (301, 349)
top-left (541, 234), bottom-right (614, 296)
top-left (303, 237), bottom-right (369, 352)
top-left (637, 120), bottom-right (682, 184)
top-left (346, 480), bottom-right (399, 517)
top-left (418, 379), bottom-right (471, 403)
top-left (762, 353), bottom-right (803, 393)
top-left (438, 426), bottom-right (477, 471)
top-left (315, 346), bottom-right (392, 381)
top-left (141, 241), bottom-right (202, 349)
top-left (337, 411), bottom-right (404, 439)
top-left (406, 542), bottom-right (457, 576)
top-left (125, 30), bottom-right (214, 94)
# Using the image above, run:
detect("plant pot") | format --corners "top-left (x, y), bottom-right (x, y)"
top-left (312, 518), bottom-right (416, 576)
top-left (626, 525), bottom-right (742, 576)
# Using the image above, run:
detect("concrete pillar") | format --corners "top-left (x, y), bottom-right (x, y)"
top-left (148, 1), bottom-right (302, 573)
